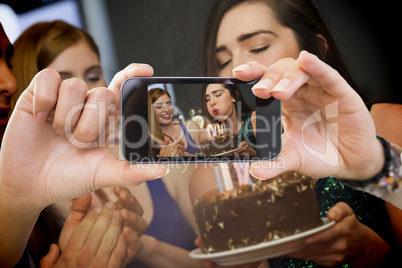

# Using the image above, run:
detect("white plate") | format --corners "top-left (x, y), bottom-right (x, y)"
top-left (210, 147), bottom-right (242, 156)
top-left (189, 217), bottom-right (334, 266)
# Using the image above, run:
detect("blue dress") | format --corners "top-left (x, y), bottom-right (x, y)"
top-left (180, 122), bottom-right (200, 155)
top-left (145, 179), bottom-right (197, 250)
top-left (128, 179), bottom-right (197, 267)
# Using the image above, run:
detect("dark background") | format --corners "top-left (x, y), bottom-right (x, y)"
top-left (4, 0), bottom-right (401, 104)
top-left (103, 0), bottom-right (400, 104)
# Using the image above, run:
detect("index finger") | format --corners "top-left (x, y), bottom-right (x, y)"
top-left (26, 69), bottom-right (60, 121)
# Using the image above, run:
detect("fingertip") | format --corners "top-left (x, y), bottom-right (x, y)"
top-left (125, 63), bottom-right (154, 78)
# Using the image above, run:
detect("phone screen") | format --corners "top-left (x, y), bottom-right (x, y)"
top-left (120, 77), bottom-right (281, 163)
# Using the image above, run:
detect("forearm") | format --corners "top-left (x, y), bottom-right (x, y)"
top-left (136, 235), bottom-right (202, 268)
top-left (350, 225), bottom-right (392, 268)
top-left (0, 190), bottom-right (42, 267)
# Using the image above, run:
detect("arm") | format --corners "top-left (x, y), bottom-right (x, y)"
top-left (0, 65), bottom-right (167, 267)
top-left (185, 120), bottom-right (203, 145)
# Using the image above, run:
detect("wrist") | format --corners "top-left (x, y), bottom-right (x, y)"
top-left (136, 235), bottom-right (159, 261)
top-left (341, 137), bottom-right (401, 203)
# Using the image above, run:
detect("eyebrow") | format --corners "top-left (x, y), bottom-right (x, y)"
top-left (205, 89), bottom-right (224, 97)
top-left (215, 30), bottom-right (276, 53)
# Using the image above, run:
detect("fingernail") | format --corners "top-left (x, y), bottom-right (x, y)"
top-left (271, 78), bottom-right (290, 92)
top-left (326, 210), bottom-right (337, 221)
top-left (36, 112), bottom-right (49, 122)
top-left (249, 169), bottom-right (267, 180)
top-left (158, 168), bottom-right (170, 178)
top-left (94, 208), bottom-right (101, 214)
top-left (251, 78), bottom-right (273, 91)
top-left (113, 210), bottom-right (121, 218)
top-left (106, 202), bottom-right (115, 210)
top-left (232, 64), bottom-right (250, 73)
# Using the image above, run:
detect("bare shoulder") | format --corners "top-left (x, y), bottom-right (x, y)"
top-left (184, 120), bottom-right (201, 130)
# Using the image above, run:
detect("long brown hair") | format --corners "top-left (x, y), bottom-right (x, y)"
top-left (10, 20), bottom-right (100, 113)
top-left (202, 0), bottom-right (367, 100)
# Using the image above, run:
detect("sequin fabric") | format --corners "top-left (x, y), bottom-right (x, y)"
top-left (236, 112), bottom-right (256, 150)
top-left (268, 177), bottom-right (396, 267)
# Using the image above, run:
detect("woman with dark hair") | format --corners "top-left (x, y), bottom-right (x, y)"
top-left (192, 0), bottom-right (400, 267)
top-left (201, 83), bottom-right (257, 155)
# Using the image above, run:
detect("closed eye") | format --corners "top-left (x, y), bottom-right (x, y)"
top-left (250, 45), bottom-right (270, 54)
top-left (218, 59), bottom-right (231, 70)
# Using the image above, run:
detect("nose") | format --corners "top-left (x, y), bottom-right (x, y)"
top-left (162, 105), bottom-right (170, 112)
top-left (209, 97), bottom-right (217, 107)
top-left (0, 62), bottom-right (18, 98)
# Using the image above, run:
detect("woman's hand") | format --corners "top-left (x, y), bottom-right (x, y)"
top-left (42, 186), bottom-right (148, 267)
top-left (236, 141), bottom-right (257, 156)
top-left (157, 132), bottom-right (185, 157)
top-left (232, 51), bottom-right (384, 181)
top-left (287, 202), bottom-right (391, 267)
top-left (41, 201), bottom-right (132, 267)
top-left (0, 65), bottom-right (167, 266)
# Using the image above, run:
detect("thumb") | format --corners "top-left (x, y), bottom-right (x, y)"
top-left (39, 244), bottom-right (60, 268)
top-left (96, 157), bottom-right (169, 188)
top-left (326, 202), bottom-right (354, 222)
top-left (249, 148), bottom-right (295, 180)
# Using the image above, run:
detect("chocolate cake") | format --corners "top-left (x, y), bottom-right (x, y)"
top-left (192, 171), bottom-right (323, 253)
top-left (200, 131), bottom-right (237, 156)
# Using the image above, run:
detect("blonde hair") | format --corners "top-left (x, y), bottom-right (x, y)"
top-left (10, 20), bottom-right (100, 114)
top-left (148, 87), bottom-right (171, 156)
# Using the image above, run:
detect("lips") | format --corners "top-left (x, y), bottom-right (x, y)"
top-left (161, 113), bottom-right (171, 120)
top-left (213, 109), bottom-right (219, 115)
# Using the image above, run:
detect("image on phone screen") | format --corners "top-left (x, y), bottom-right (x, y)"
top-left (121, 77), bottom-right (281, 163)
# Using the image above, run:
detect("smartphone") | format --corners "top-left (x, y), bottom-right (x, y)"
top-left (120, 77), bottom-right (281, 163)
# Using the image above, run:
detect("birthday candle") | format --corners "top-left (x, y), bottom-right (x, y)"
top-left (234, 163), bottom-right (244, 185)
top-left (223, 122), bottom-right (226, 133)
top-left (220, 163), bottom-right (233, 191)
top-left (214, 167), bottom-right (224, 193)
top-left (242, 162), bottom-right (250, 185)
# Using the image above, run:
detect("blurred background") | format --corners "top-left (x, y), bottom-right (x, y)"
top-left (1, 0), bottom-right (400, 103)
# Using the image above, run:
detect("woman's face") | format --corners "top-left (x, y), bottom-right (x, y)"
top-left (47, 40), bottom-right (106, 89)
top-left (153, 93), bottom-right (173, 126)
top-left (216, 1), bottom-right (300, 77)
top-left (0, 25), bottom-right (17, 141)
top-left (205, 84), bottom-right (235, 121)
